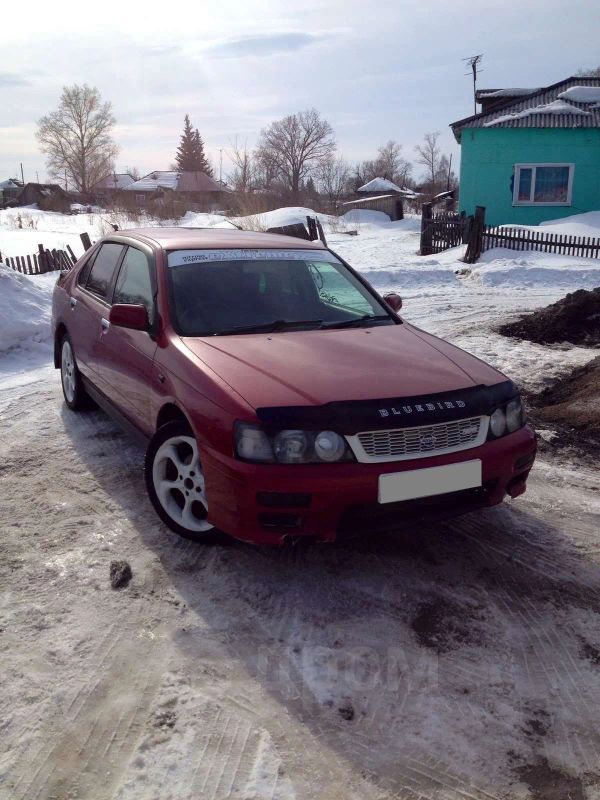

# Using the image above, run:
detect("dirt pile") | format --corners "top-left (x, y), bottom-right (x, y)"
top-left (531, 355), bottom-right (600, 444)
top-left (499, 287), bottom-right (600, 346)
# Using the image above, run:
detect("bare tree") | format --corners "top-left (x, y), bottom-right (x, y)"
top-left (317, 156), bottom-right (351, 209)
top-left (435, 155), bottom-right (458, 193)
top-left (374, 140), bottom-right (412, 186)
top-left (353, 141), bottom-right (413, 190)
top-left (227, 137), bottom-right (255, 193)
top-left (415, 131), bottom-right (441, 187)
top-left (256, 109), bottom-right (336, 198)
top-left (576, 65), bottom-right (600, 77)
top-left (37, 84), bottom-right (118, 192)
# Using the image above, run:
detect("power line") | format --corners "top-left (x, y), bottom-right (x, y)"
top-left (463, 54), bottom-right (484, 114)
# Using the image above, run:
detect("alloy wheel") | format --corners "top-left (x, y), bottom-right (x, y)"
top-left (151, 435), bottom-right (214, 533)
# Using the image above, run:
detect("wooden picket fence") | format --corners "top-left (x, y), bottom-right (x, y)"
top-left (420, 203), bottom-right (471, 255)
top-left (1, 243), bottom-right (78, 275)
top-left (482, 226), bottom-right (600, 259)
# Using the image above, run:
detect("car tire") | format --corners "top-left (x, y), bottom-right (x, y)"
top-left (60, 333), bottom-right (91, 411)
top-left (144, 421), bottom-right (226, 544)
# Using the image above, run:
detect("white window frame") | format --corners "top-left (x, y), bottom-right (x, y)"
top-left (513, 163), bottom-right (574, 207)
top-left (135, 193), bottom-right (146, 205)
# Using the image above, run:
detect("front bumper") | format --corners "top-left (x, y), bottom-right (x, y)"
top-left (201, 425), bottom-right (537, 545)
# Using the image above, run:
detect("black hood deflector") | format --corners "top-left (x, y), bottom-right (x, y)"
top-left (256, 381), bottom-right (517, 435)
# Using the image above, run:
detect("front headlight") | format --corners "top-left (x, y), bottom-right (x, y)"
top-left (235, 423), bottom-right (274, 461)
top-left (490, 407), bottom-right (507, 437)
top-left (235, 422), bottom-right (353, 464)
top-left (274, 430), bottom-right (309, 463)
top-left (488, 395), bottom-right (525, 440)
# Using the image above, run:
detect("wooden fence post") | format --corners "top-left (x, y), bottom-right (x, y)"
top-left (38, 244), bottom-right (47, 273)
top-left (420, 203), bottom-right (433, 255)
top-left (315, 218), bottom-right (328, 247)
top-left (66, 244), bottom-right (77, 264)
top-left (464, 206), bottom-right (486, 263)
top-left (80, 232), bottom-right (92, 251)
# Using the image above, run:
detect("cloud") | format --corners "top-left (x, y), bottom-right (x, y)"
top-left (205, 31), bottom-right (329, 59)
top-left (0, 72), bottom-right (30, 87)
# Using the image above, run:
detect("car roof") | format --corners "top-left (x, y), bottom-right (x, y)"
top-left (114, 226), bottom-right (328, 251)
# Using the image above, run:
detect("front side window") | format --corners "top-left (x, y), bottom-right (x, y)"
top-left (513, 164), bottom-right (573, 205)
top-left (166, 249), bottom-right (393, 336)
top-left (85, 243), bottom-right (125, 299)
top-left (113, 246), bottom-right (155, 322)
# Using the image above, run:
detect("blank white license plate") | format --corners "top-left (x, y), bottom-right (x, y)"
top-left (378, 460), bottom-right (482, 504)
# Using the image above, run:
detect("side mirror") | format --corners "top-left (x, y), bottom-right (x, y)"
top-left (383, 292), bottom-right (403, 312)
top-left (109, 303), bottom-right (149, 331)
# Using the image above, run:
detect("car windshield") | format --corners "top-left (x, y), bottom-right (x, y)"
top-left (166, 248), bottom-right (395, 336)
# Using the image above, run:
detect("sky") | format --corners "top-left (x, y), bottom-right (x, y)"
top-left (1, 0), bottom-right (599, 186)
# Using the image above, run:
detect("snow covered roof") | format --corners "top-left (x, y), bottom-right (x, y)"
top-left (93, 173), bottom-right (135, 190)
top-left (126, 171), bottom-right (226, 193)
top-left (451, 76), bottom-right (600, 142)
top-left (476, 88), bottom-right (540, 99)
top-left (357, 178), bottom-right (413, 194)
top-left (0, 178), bottom-right (22, 190)
top-left (483, 100), bottom-right (592, 127)
top-left (127, 171), bottom-right (180, 191)
top-left (557, 86), bottom-right (600, 104)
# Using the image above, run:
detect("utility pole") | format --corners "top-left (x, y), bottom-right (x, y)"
top-left (219, 148), bottom-right (223, 185)
top-left (463, 54), bottom-right (483, 114)
top-left (64, 168), bottom-right (68, 191)
top-left (36, 171), bottom-right (39, 183)
top-left (20, 162), bottom-right (24, 184)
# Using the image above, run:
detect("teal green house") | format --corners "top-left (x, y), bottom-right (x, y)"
top-left (450, 77), bottom-right (600, 226)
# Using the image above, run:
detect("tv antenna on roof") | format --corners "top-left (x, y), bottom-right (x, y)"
top-left (463, 54), bottom-right (484, 114)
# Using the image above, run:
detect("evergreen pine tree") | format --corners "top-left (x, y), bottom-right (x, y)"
top-left (193, 129), bottom-right (213, 176)
top-left (175, 115), bottom-right (213, 174)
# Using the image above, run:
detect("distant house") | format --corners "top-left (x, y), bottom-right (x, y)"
top-left (342, 177), bottom-right (417, 221)
top-left (91, 173), bottom-right (135, 202)
top-left (0, 178), bottom-right (23, 206)
top-left (450, 76), bottom-right (600, 226)
top-left (125, 170), bottom-right (231, 211)
top-left (16, 183), bottom-right (73, 210)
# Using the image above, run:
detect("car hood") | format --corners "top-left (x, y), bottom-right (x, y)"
top-left (181, 322), bottom-right (507, 410)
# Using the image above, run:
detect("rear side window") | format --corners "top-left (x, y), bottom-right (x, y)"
top-left (86, 243), bottom-right (125, 299)
top-left (113, 247), bottom-right (155, 323)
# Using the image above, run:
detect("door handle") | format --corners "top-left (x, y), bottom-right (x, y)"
top-left (101, 318), bottom-right (110, 333)
top-left (69, 297), bottom-right (77, 309)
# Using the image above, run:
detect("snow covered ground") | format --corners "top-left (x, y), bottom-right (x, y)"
top-left (1, 208), bottom-right (600, 800)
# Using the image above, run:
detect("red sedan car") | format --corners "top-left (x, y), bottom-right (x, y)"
top-left (52, 228), bottom-right (536, 544)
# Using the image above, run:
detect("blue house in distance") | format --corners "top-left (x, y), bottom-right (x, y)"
top-left (450, 76), bottom-right (600, 226)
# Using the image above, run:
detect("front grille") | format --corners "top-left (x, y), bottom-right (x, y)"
top-left (349, 416), bottom-right (487, 463)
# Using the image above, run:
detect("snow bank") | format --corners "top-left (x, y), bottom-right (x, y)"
top-left (236, 206), bottom-right (331, 229)
top-left (539, 210), bottom-right (600, 237)
top-left (0, 267), bottom-right (56, 353)
top-left (178, 210), bottom-right (236, 229)
top-left (472, 248), bottom-right (600, 288)
top-left (503, 211), bottom-right (600, 239)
